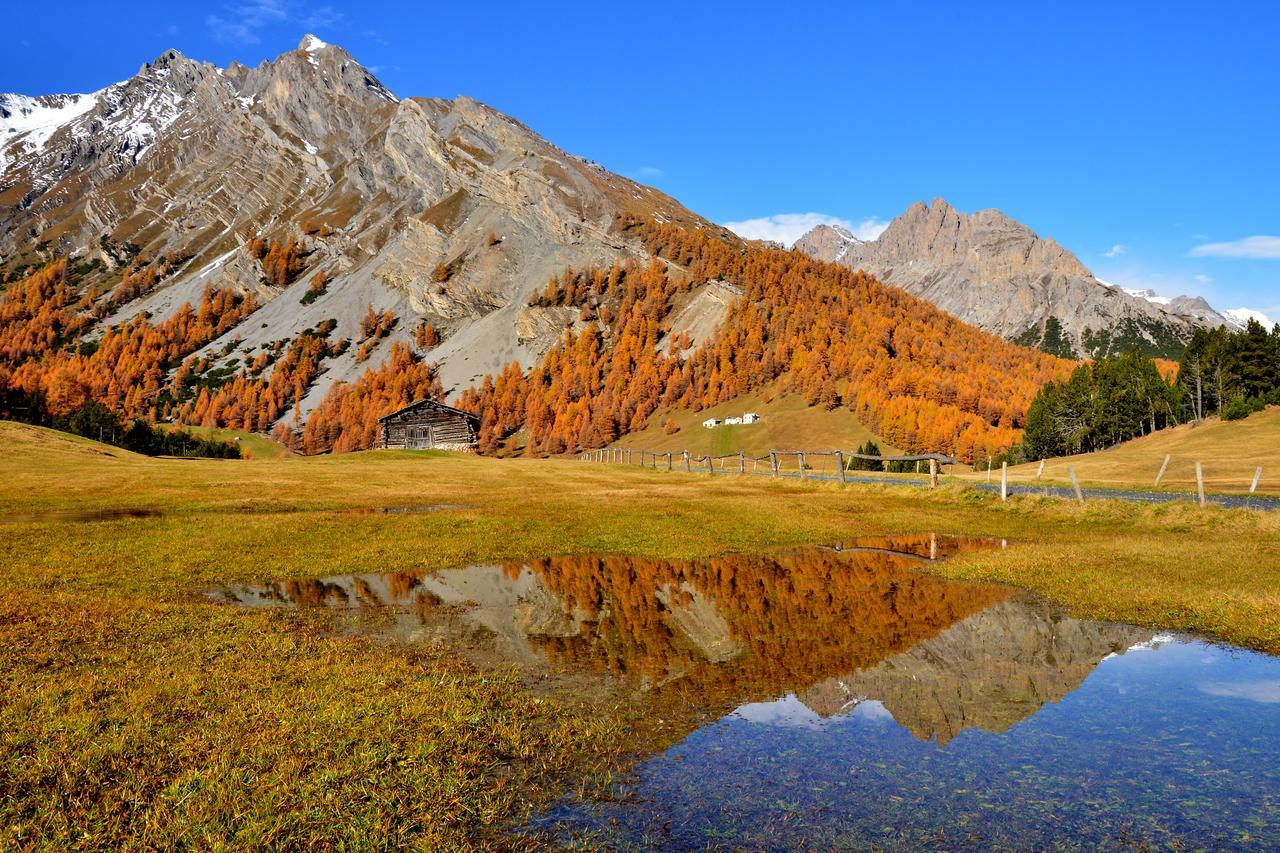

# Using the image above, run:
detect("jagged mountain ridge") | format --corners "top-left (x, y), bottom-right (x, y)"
top-left (0, 36), bottom-right (726, 407)
top-left (794, 199), bottom-right (1216, 359)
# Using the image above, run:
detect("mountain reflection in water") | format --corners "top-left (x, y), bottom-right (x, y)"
top-left (210, 535), bottom-right (1140, 742)
top-left (211, 535), bottom-right (1280, 847)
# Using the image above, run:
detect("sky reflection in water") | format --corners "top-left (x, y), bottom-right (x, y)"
top-left (210, 534), bottom-right (1280, 849)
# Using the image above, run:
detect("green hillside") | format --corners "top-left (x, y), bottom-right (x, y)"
top-left (614, 394), bottom-right (902, 461)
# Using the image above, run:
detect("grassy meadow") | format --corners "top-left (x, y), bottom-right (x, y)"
top-left (159, 423), bottom-right (291, 459)
top-left (961, 407), bottom-right (1280, 495)
top-left (2, 420), bottom-right (1279, 847)
top-left (616, 393), bottom-right (901, 458)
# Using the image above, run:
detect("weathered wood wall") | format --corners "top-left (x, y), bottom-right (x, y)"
top-left (381, 405), bottom-right (477, 450)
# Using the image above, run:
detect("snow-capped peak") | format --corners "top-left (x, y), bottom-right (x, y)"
top-left (300, 34), bottom-right (329, 52)
top-left (1223, 307), bottom-right (1275, 330)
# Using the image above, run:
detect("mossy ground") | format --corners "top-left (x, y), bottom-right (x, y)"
top-left (2, 421), bottom-right (1277, 847)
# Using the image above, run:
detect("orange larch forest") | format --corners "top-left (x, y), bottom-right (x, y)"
top-left (455, 222), bottom-right (1073, 461)
top-left (1, 222), bottom-right (1073, 462)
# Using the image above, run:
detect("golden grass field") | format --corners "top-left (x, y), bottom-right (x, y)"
top-left (2, 420), bottom-right (1278, 847)
top-left (963, 407), bottom-right (1280, 495)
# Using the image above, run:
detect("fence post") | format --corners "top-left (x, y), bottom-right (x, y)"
top-left (1068, 465), bottom-right (1084, 504)
top-left (739, 450), bottom-right (746, 475)
top-left (666, 452), bottom-right (672, 471)
top-left (987, 457), bottom-right (992, 482)
top-left (1196, 461), bottom-right (1206, 508)
top-left (770, 451), bottom-right (779, 478)
top-left (1001, 462), bottom-right (1008, 502)
top-left (683, 450), bottom-right (691, 472)
top-left (1251, 466), bottom-right (1263, 494)
top-left (835, 451), bottom-right (846, 484)
top-left (1155, 454), bottom-right (1171, 488)
top-left (929, 458), bottom-right (938, 489)
top-left (799, 452), bottom-right (807, 480)
top-left (1036, 460), bottom-right (1045, 480)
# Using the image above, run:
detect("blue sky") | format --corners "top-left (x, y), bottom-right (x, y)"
top-left (4, 1), bottom-right (1277, 316)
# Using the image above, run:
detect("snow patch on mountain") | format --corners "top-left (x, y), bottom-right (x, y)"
top-left (0, 92), bottom-right (98, 174)
top-left (1121, 287), bottom-right (1171, 306)
top-left (1222, 307), bottom-right (1275, 330)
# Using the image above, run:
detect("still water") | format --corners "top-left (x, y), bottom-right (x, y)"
top-left (210, 535), bottom-right (1280, 849)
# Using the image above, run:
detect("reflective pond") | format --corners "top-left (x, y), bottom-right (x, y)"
top-left (1, 507), bottom-right (162, 524)
top-left (209, 535), bottom-right (1280, 849)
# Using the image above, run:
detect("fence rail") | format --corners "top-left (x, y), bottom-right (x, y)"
top-left (577, 448), bottom-right (954, 488)
top-left (576, 447), bottom-right (1280, 511)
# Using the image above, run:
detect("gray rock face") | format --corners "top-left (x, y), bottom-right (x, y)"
top-left (794, 199), bottom-right (1200, 358)
top-left (0, 36), bottom-right (723, 403)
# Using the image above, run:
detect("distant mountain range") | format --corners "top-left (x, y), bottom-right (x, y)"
top-left (793, 199), bottom-right (1271, 358)
top-left (1118, 287), bottom-right (1273, 332)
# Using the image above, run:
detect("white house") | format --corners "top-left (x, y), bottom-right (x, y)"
top-left (724, 416), bottom-right (743, 425)
top-left (742, 412), bottom-right (760, 424)
top-left (702, 418), bottom-right (721, 429)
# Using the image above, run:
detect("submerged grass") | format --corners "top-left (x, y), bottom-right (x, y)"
top-left (1, 421), bottom-right (1278, 847)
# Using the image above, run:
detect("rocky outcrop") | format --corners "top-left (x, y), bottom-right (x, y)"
top-left (794, 199), bottom-right (1199, 359)
top-left (662, 279), bottom-right (742, 356)
top-left (1, 36), bottom-right (728, 405)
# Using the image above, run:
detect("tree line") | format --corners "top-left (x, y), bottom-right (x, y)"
top-left (0, 393), bottom-right (241, 458)
top-left (1021, 319), bottom-right (1280, 460)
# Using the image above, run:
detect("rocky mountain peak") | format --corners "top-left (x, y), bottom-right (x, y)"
top-left (1, 35), bottom-right (721, 408)
top-left (794, 198), bottom-right (1195, 358)
top-left (299, 34), bottom-right (330, 52)
top-left (141, 48), bottom-right (189, 72)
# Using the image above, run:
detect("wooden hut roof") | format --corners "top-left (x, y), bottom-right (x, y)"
top-left (377, 398), bottom-right (480, 425)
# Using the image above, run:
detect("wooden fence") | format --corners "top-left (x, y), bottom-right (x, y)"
top-left (577, 447), bottom-right (957, 488)
top-left (577, 447), bottom-right (1275, 509)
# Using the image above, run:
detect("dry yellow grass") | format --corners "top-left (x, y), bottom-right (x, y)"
top-left (966, 407), bottom-right (1280, 495)
top-left (1, 419), bottom-right (1278, 846)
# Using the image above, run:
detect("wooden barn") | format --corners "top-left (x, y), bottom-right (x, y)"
top-left (378, 399), bottom-right (480, 451)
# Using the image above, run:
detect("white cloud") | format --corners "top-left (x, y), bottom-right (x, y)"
top-left (302, 6), bottom-right (343, 29)
top-left (1189, 235), bottom-right (1280, 259)
top-left (206, 0), bottom-right (338, 44)
top-left (1200, 680), bottom-right (1280, 704)
top-left (635, 166), bottom-right (664, 178)
top-left (1194, 273), bottom-right (1213, 285)
top-left (206, 0), bottom-right (289, 44)
top-left (723, 212), bottom-right (888, 247)
top-left (1104, 244), bottom-right (1127, 258)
